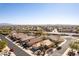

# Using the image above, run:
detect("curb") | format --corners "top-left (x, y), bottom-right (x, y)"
top-left (5, 36), bottom-right (35, 56)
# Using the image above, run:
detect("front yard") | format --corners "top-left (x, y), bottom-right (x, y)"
top-left (7, 34), bottom-right (66, 56)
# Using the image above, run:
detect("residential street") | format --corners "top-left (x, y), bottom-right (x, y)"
top-left (0, 34), bottom-right (77, 56)
top-left (0, 34), bottom-right (30, 56)
top-left (49, 36), bottom-right (75, 56)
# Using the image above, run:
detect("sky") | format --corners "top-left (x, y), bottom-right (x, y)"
top-left (0, 3), bottom-right (79, 25)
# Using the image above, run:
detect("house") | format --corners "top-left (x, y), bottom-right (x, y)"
top-left (48, 35), bottom-right (64, 42)
top-left (26, 37), bottom-right (43, 46)
top-left (32, 39), bottom-right (54, 48)
top-left (10, 31), bottom-right (35, 41)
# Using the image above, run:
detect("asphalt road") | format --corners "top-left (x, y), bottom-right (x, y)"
top-left (49, 36), bottom-right (75, 56)
top-left (0, 34), bottom-right (30, 56)
top-left (0, 34), bottom-right (76, 56)
top-left (47, 32), bottom-right (79, 36)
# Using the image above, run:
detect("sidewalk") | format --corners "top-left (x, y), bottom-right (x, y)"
top-left (0, 39), bottom-right (16, 56)
top-left (6, 36), bottom-right (67, 56)
top-left (62, 48), bottom-right (70, 56)
top-left (5, 36), bottom-right (35, 56)
top-left (45, 39), bottom-right (67, 56)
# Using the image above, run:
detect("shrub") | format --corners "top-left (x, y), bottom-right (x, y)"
top-left (77, 51), bottom-right (79, 55)
top-left (0, 40), bottom-right (7, 52)
top-left (67, 51), bottom-right (75, 56)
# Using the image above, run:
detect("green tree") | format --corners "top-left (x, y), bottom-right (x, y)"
top-left (0, 40), bottom-right (7, 52)
top-left (69, 42), bottom-right (75, 51)
top-left (69, 40), bottom-right (79, 51)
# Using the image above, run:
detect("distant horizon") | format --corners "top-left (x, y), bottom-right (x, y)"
top-left (0, 23), bottom-right (78, 25)
top-left (0, 3), bottom-right (79, 25)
